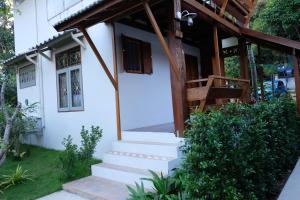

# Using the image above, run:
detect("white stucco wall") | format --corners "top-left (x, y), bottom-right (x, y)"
top-left (115, 23), bottom-right (200, 130)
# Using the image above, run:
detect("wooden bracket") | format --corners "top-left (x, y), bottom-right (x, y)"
top-left (38, 50), bottom-right (52, 61)
top-left (25, 54), bottom-right (37, 65)
top-left (143, 1), bottom-right (180, 80)
top-left (80, 26), bottom-right (118, 90)
top-left (71, 32), bottom-right (86, 49)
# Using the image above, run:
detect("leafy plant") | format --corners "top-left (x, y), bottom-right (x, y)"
top-left (58, 126), bottom-right (102, 181)
top-left (127, 182), bottom-right (152, 200)
top-left (79, 126), bottom-right (102, 160)
top-left (58, 135), bottom-right (78, 180)
top-left (127, 170), bottom-right (186, 200)
top-left (0, 165), bottom-right (33, 190)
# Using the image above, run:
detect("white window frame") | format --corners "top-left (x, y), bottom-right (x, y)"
top-left (56, 65), bottom-right (84, 112)
top-left (19, 64), bottom-right (36, 89)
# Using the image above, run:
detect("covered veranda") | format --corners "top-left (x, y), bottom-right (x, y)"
top-left (54, 0), bottom-right (300, 138)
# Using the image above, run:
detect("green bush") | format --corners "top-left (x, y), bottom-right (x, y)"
top-left (58, 126), bottom-right (102, 181)
top-left (181, 96), bottom-right (300, 200)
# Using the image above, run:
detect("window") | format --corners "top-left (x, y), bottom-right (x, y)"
top-left (56, 47), bottom-right (83, 112)
top-left (122, 35), bottom-right (153, 74)
top-left (19, 65), bottom-right (36, 89)
top-left (47, 0), bottom-right (81, 19)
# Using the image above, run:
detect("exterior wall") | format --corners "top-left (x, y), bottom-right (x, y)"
top-left (14, 0), bottom-right (117, 158)
top-left (115, 23), bottom-right (200, 130)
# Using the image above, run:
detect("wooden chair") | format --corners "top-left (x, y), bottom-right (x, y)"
top-left (186, 75), bottom-right (250, 112)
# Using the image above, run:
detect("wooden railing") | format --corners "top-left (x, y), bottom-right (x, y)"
top-left (186, 75), bottom-right (250, 112)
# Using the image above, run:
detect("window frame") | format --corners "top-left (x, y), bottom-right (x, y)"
top-left (122, 35), bottom-right (153, 75)
top-left (55, 47), bottom-right (84, 112)
top-left (19, 64), bottom-right (36, 89)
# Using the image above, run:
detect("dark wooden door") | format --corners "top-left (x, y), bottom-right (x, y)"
top-left (185, 54), bottom-right (200, 110)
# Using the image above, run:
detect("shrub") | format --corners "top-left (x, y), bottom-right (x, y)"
top-left (79, 126), bottom-right (102, 160)
top-left (180, 96), bottom-right (300, 200)
top-left (0, 165), bottom-right (33, 190)
top-left (128, 170), bottom-right (186, 200)
top-left (58, 126), bottom-right (102, 181)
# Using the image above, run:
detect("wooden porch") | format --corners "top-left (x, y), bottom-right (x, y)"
top-left (54, 0), bottom-right (300, 138)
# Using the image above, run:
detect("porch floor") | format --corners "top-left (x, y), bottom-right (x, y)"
top-left (126, 123), bottom-right (174, 133)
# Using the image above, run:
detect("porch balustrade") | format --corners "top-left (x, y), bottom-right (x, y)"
top-left (186, 75), bottom-right (250, 112)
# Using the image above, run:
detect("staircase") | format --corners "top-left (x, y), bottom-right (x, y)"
top-left (63, 131), bottom-right (184, 200)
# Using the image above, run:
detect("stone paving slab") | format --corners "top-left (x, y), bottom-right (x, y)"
top-left (63, 176), bottom-right (129, 200)
top-left (37, 191), bottom-right (89, 200)
top-left (278, 158), bottom-right (300, 200)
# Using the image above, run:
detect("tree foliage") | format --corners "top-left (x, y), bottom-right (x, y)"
top-left (251, 0), bottom-right (300, 41)
top-left (0, 0), bottom-right (14, 62)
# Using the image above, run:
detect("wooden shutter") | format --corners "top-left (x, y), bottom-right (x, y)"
top-left (142, 41), bottom-right (153, 74)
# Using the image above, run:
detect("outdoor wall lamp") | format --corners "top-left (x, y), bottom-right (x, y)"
top-left (176, 10), bottom-right (198, 26)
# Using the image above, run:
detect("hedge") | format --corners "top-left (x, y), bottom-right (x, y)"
top-left (180, 96), bottom-right (300, 200)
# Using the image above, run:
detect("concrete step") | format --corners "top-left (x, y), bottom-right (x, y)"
top-left (103, 151), bottom-right (178, 174)
top-left (63, 176), bottom-right (129, 200)
top-left (92, 163), bottom-right (157, 189)
top-left (112, 140), bottom-right (181, 158)
top-left (122, 131), bottom-right (184, 144)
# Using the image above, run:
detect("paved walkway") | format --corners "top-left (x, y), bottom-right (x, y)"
top-left (37, 191), bottom-right (88, 200)
top-left (278, 158), bottom-right (300, 200)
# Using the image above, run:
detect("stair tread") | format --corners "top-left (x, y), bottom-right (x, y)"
top-left (117, 140), bottom-right (180, 146)
top-left (94, 163), bottom-right (160, 176)
top-left (63, 176), bottom-right (129, 200)
top-left (106, 151), bottom-right (175, 161)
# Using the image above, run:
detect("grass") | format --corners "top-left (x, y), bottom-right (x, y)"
top-left (0, 145), bottom-right (99, 200)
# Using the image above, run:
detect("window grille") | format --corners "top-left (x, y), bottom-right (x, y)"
top-left (19, 65), bottom-right (36, 89)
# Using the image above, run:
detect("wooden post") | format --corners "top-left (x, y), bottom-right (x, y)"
top-left (258, 66), bottom-right (265, 100)
top-left (293, 50), bottom-right (300, 114)
top-left (167, 0), bottom-right (188, 137)
top-left (239, 38), bottom-right (249, 80)
top-left (212, 26), bottom-right (222, 80)
top-left (112, 23), bottom-right (122, 140)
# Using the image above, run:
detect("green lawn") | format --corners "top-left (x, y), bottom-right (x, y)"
top-left (0, 145), bottom-right (98, 200)
top-left (0, 145), bottom-right (62, 200)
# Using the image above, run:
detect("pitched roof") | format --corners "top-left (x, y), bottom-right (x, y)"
top-left (2, 30), bottom-right (79, 67)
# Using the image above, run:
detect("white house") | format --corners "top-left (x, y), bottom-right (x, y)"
top-left (5, 0), bottom-right (300, 198)
top-left (7, 0), bottom-right (203, 156)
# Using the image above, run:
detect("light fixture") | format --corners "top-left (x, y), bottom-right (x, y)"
top-left (176, 10), bottom-right (197, 26)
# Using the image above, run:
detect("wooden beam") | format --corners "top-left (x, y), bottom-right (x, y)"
top-left (167, 0), bottom-right (188, 137)
top-left (112, 23), bottom-right (122, 140)
top-left (219, 0), bottom-right (229, 17)
top-left (293, 50), bottom-right (300, 114)
top-left (80, 27), bottom-right (118, 90)
top-left (182, 0), bottom-right (240, 34)
top-left (143, 1), bottom-right (180, 80)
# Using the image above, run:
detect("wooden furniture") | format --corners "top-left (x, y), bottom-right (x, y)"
top-left (186, 75), bottom-right (250, 112)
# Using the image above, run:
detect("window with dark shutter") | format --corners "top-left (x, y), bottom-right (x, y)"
top-left (122, 35), bottom-right (152, 75)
